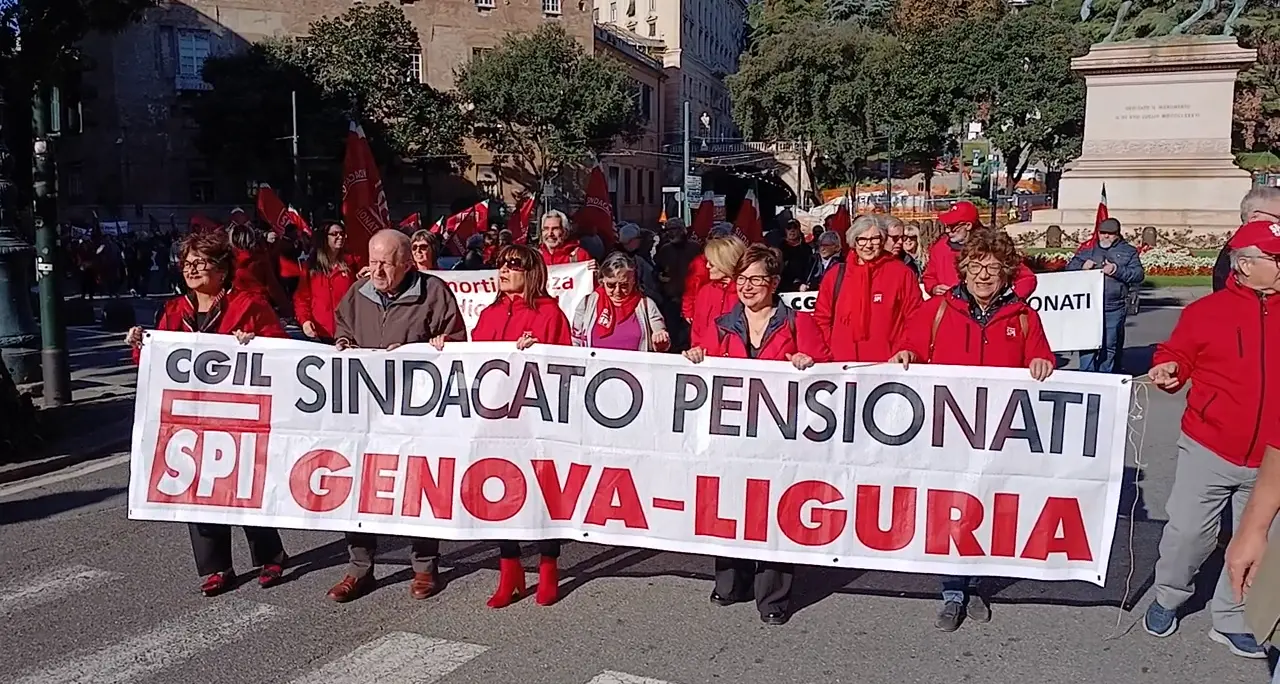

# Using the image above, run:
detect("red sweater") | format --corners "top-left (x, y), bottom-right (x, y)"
top-left (900, 290), bottom-right (1054, 369)
top-left (293, 254), bottom-right (362, 339)
top-left (134, 289), bottom-right (286, 364)
top-left (689, 279), bottom-right (737, 349)
top-left (472, 294), bottom-right (572, 345)
top-left (813, 257), bottom-right (923, 362)
top-left (540, 241), bottom-right (591, 266)
top-left (921, 237), bottom-right (1038, 299)
top-left (704, 303), bottom-right (831, 362)
top-left (1152, 278), bottom-right (1279, 467)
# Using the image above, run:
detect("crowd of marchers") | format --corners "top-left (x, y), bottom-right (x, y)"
top-left (119, 187), bottom-right (1278, 674)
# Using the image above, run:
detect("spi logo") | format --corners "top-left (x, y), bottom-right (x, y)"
top-left (148, 390), bottom-right (272, 508)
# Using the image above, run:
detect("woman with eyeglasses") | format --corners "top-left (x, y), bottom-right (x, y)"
top-left (889, 228), bottom-right (1055, 633)
top-left (124, 228), bottom-right (288, 597)
top-left (410, 229), bottom-right (440, 272)
top-left (571, 252), bottom-right (670, 351)
top-left (294, 221), bottom-right (361, 343)
top-left (812, 215), bottom-right (922, 362)
top-left (466, 244), bottom-right (572, 608)
top-left (683, 244), bottom-right (830, 626)
top-left (689, 235), bottom-right (747, 349)
top-left (883, 216), bottom-right (922, 278)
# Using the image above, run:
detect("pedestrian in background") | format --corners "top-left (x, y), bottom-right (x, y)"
top-left (891, 228), bottom-right (1056, 632)
top-left (1213, 186), bottom-right (1280, 292)
top-left (326, 228), bottom-right (467, 604)
top-left (294, 221), bottom-right (360, 343)
top-left (1066, 217), bottom-right (1144, 373)
top-left (885, 216), bottom-right (922, 278)
top-left (801, 230), bottom-right (842, 291)
top-left (683, 244), bottom-right (830, 626)
top-left (467, 244), bottom-right (573, 609)
top-left (410, 229), bottom-right (440, 272)
top-left (922, 201), bottom-right (1037, 299)
top-left (1144, 219), bottom-right (1280, 659)
top-left (124, 228), bottom-right (288, 597)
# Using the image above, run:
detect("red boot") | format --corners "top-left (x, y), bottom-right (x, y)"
top-left (487, 557), bottom-right (526, 609)
top-left (535, 555), bottom-right (559, 606)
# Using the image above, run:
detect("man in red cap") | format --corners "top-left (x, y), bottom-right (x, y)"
top-left (1143, 220), bottom-right (1280, 658)
top-left (922, 201), bottom-right (1037, 299)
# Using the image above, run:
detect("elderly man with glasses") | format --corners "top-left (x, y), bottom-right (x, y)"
top-left (1214, 186), bottom-right (1280, 292)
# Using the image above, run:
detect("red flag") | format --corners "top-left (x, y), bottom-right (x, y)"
top-left (399, 213), bottom-right (422, 233)
top-left (256, 184), bottom-right (289, 234)
top-left (433, 201), bottom-right (489, 254)
top-left (189, 214), bottom-right (221, 232)
top-left (1078, 183), bottom-right (1108, 251)
top-left (286, 207), bottom-right (311, 236)
top-left (828, 191), bottom-right (852, 247)
top-left (572, 166), bottom-right (618, 247)
top-left (733, 190), bottom-right (765, 244)
top-left (342, 122), bottom-right (390, 259)
top-left (690, 197), bottom-right (715, 241)
top-left (508, 196), bottom-right (536, 245)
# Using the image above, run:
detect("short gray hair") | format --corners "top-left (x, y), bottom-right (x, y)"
top-left (1230, 245), bottom-right (1265, 274)
top-left (846, 214), bottom-right (886, 245)
top-left (599, 252), bottom-right (637, 280)
top-left (817, 231), bottom-right (842, 247)
top-left (541, 209), bottom-right (570, 228)
top-left (880, 215), bottom-right (905, 233)
top-left (1240, 186), bottom-right (1280, 222)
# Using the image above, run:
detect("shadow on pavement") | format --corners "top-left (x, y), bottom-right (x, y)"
top-left (1121, 343), bottom-right (1157, 377)
top-left (0, 486), bottom-right (126, 525)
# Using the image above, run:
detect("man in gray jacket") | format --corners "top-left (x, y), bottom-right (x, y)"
top-left (1066, 217), bottom-right (1145, 373)
top-left (327, 228), bottom-right (467, 604)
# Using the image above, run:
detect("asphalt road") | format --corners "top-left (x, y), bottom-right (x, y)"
top-left (0, 293), bottom-right (1271, 684)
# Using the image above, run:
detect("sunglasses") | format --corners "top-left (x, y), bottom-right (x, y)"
top-left (498, 258), bottom-right (527, 271)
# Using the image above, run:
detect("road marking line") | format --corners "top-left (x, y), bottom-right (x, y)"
top-left (586, 672), bottom-right (678, 684)
top-left (10, 599), bottom-right (280, 684)
top-left (0, 565), bottom-right (124, 618)
top-left (286, 632), bottom-right (489, 684)
top-left (0, 453), bottom-right (131, 499)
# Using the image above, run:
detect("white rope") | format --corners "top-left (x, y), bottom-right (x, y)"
top-left (1104, 374), bottom-right (1152, 640)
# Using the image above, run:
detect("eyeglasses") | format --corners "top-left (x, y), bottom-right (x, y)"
top-left (964, 262), bottom-right (1005, 277)
top-left (181, 258), bottom-right (214, 272)
top-left (734, 274), bottom-right (775, 288)
top-left (854, 235), bottom-right (885, 247)
top-left (498, 258), bottom-right (528, 271)
top-left (886, 234), bottom-right (904, 242)
top-left (327, 232), bottom-right (346, 240)
top-left (411, 243), bottom-right (432, 253)
top-left (902, 235), bottom-right (919, 242)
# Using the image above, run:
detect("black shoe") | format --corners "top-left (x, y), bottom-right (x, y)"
top-left (935, 601), bottom-right (964, 632)
top-left (709, 591), bottom-right (748, 607)
top-left (966, 595), bottom-right (991, 623)
top-left (761, 612), bottom-right (789, 626)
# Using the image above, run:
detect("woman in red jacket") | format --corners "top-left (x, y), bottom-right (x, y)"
top-left (124, 228), bottom-right (288, 597)
top-left (229, 223), bottom-right (291, 315)
top-left (467, 244), bottom-right (572, 608)
top-left (684, 244), bottom-right (831, 626)
top-left (689, 235), bottom-right (746, 349)
top-left (295, 221), bottom-right (361, 342)
top-left (410, 229), bottom-right (440, 272)
top-left (889, 228), bottom-right (1054, 633)
top-left (813, 214), bottom-right (923, 362)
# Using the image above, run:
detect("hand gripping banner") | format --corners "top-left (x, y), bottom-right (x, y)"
top-left (129, 332), bottom-right (1131, 585)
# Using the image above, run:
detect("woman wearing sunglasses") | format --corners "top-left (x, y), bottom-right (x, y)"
top-left (889, 228), bottom-right (1055, 633)
top-left (295, 221), bottom-right (361, 343)
top-left (683, 244), bottom-right (830, 626)
top-left (467, 244), bottom-right (572, 608)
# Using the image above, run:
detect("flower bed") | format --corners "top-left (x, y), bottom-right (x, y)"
top-left (1022, 246), bottom-right (1215, 276)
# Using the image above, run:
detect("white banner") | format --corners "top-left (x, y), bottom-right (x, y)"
top-left (780, 270), bottom-right (1105, 352)
top-left (129, 332), bottom-right (1129, 585)
top-left (433, 263), bottom-right (593, 333)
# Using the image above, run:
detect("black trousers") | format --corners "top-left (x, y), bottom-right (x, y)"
top-left (345, 533), bottom-right (440, 578)
top-left (714, 556), bottom-right (794, 615)
top-left (189, 523), bottom-right (284, 576)
top-left (497, 540), bottom-right (561, 559)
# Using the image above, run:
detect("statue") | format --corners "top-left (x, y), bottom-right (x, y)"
top-left (1079, 0), bottom-right (1250, 43)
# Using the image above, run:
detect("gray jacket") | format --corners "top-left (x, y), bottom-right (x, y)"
top-left (571, 292), bottom-right (667, 350)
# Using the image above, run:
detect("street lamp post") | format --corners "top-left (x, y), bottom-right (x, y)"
top-left (0, 85), bottom-right (42, 385)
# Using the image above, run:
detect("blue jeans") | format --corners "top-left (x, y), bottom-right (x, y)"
top-left (941, 576), bottom-right (976, 604)
top-left (1079, 307), bottom-right (1127, 374)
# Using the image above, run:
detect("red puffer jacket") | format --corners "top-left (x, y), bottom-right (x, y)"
top-left (472, 294), bottom-right (572, 344)
top-left (689, 278), bottom-right (737, 349)
top-left (813, 256), bottom-right (923, 362)
top-left (703, 302), bottom-right (831, 362)
top-left (899, 288), bottom-right (1054, 368)
top-left (1152, 278), bottom-right (1279, 467)
top-left (540, 241), bottom-right (591, 266)
top-left (681, 253), bottom-right (710, 320)
top-left (133, 289), bottom-right (286, 364)
top-left (231, 248), bottom-right (291, 314)
top-left (293, 255), bottom-right (362, 339)
top-left (921, 237), bottom-right (1038, 300)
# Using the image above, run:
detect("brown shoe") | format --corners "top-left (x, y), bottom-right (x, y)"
top-left (327, 574), bottom-right (374, 603)
top-left (410, 572), bottom-right (439, 600)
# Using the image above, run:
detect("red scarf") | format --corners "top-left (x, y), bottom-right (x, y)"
top-left (592, 288), bottom-right (642, 339)
top-left (835, 255), bottom-right (889, 342)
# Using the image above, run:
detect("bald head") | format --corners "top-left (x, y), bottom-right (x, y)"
top-left (368, 228), bottom-right (413, 293)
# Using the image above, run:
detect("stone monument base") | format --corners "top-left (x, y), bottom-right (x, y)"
top-left (1012, 36), bottom-right (1256, 247)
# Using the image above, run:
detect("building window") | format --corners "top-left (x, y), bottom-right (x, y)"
top-left (542, 0), bottom-right (561, 14)
top-left (649, 0), bottom-right (655, 11)
top-left (637, 170), bottom-right (644, 205)
top-left (648, 170), bottom-right (655, 205)
top-left (609, 1), bottom-right (617, 21)
top-left (472, 47), bottom-right (493, 59)
top-left (188, 159), bottom-right (214, 203)
top-left (408, 52), bottom-right (423, 83)
top-left (175, 29), bottom-right (212, 91)
top-left (477, 0), bottom-right (496, 7)
top-left (63, 163), bottom-right (84, 201)
top-left (624, 168), bottom-right (632, 204)
top-left (648, 20), bottom-right (656, 36)
top-left (626, 20), bottom-right (636, 31)
top-left (607, 166), bottom-right (620, 213)
top-left (640, 83), bottom-right (652, 121)
top-left (593, 7), bottom-right (599, 20)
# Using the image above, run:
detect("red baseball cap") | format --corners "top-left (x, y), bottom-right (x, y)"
top-left (1228, 220), bottom-right (1280, 254)
top-left (938, 201), bottom-right (980, 227)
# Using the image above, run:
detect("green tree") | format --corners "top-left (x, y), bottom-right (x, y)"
top-left (455, 23), bottom-right (644, 193)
